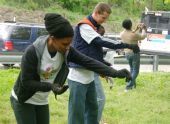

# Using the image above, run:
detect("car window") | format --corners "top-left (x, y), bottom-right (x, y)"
top-left (37, 28), bottom-right (48, 37)
top-left (10, 26), bottom-right (31, 40)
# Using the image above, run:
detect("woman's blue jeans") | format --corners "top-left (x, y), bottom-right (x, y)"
top-left (125, 52), bottom-right (140, 89)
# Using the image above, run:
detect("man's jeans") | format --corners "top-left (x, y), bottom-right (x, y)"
top-left (68, 79), bottom-right (98, 124)
top-left (125, 52), bottom-right (140, 89)
top-left (94, 73), bottom-right (105, 123)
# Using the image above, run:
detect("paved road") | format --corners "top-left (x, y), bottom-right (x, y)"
top-left (0, 64), bottom-right (170, 72)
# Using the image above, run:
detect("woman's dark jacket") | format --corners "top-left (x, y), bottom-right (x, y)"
top-left (13, 35), bottom-right (119, 103)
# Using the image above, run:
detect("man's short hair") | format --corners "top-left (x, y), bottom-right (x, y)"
top-left (122, 19), bottom-right (132, 30)
top-left (93, 2), bottom-right (112, 15)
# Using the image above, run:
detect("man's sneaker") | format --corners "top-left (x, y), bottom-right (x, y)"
top-left (124, 89), bottom-right (129, 93)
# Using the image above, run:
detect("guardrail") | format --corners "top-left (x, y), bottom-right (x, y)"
top-left (140, 49), bottom-right (170, 71)
top-left (113, 55), bottom-right (170, 72)
top-left (104, 48), bottom-right (170, 72)
top-left (0, 52), bottom-right (170, 72)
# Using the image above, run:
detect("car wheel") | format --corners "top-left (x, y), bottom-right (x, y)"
top-left (3, 64), bottom-right (14, 67)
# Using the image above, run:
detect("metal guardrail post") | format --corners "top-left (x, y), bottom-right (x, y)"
top-left (153, 55), bottom-right (159, 72)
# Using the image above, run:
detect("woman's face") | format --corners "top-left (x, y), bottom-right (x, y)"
top-left (48, 36), bottom-right (73, 54)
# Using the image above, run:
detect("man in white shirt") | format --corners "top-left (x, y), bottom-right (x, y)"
top-left (68, 3), bottom-right (139, 124)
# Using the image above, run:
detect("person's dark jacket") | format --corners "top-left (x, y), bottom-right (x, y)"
top-left (13, 35), bottom-right (130, 103)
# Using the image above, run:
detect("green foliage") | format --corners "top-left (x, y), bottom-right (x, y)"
top-left (154, 0), bottom-right (170, 10)
top-left (0, 0), bottom-right (52, 10)
top-left (0, 0), bottom-right (169, 17)
top-left (0, 0), bottom-right (6, 4)
top-left (26, 0), bottom-right (38, 10)
top-left (27, 0), bottom-right (52, 9)
top-left (57, 0), bottom-right (101, 14)
top-left (108, 0), bottom-right (124, 6)
top-left (0, 0), bottom-right (169, 12)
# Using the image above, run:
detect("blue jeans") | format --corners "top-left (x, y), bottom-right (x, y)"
top-left (68, 79), bottom-right (98, 124)
top-left (94, 73), bottom-right (105, 122)
top-left (125, 52), bottom-right (140, 89)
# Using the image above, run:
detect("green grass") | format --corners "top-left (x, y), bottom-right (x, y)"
top-left (0, 69), bottom-right (170, 124)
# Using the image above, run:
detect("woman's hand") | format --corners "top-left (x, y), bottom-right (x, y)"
top-left (51, 84), bottom-right (69, 95)
top-left (116, 69), bottom-right (132, 82)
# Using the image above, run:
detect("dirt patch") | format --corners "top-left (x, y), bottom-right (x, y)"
top-left (0, 7), bottom-right (45, 24)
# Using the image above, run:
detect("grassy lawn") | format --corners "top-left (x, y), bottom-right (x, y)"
top-left (0, 68), bottom-right (170, 124)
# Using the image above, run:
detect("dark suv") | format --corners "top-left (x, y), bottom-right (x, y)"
top-left (0, 21), bottom-right (48, 67)
top-left (0, 21), bottom-right (48, 53)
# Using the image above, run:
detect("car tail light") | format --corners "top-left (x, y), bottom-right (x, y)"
top-left (4, 40), bottom-right (13, 50)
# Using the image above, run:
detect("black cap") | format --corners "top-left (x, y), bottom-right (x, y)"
top-left (44, 13), bottom-right (74, 38)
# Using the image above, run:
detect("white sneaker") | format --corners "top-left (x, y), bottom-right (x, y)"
top-left (124, 89), bottom-right (128, 93)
